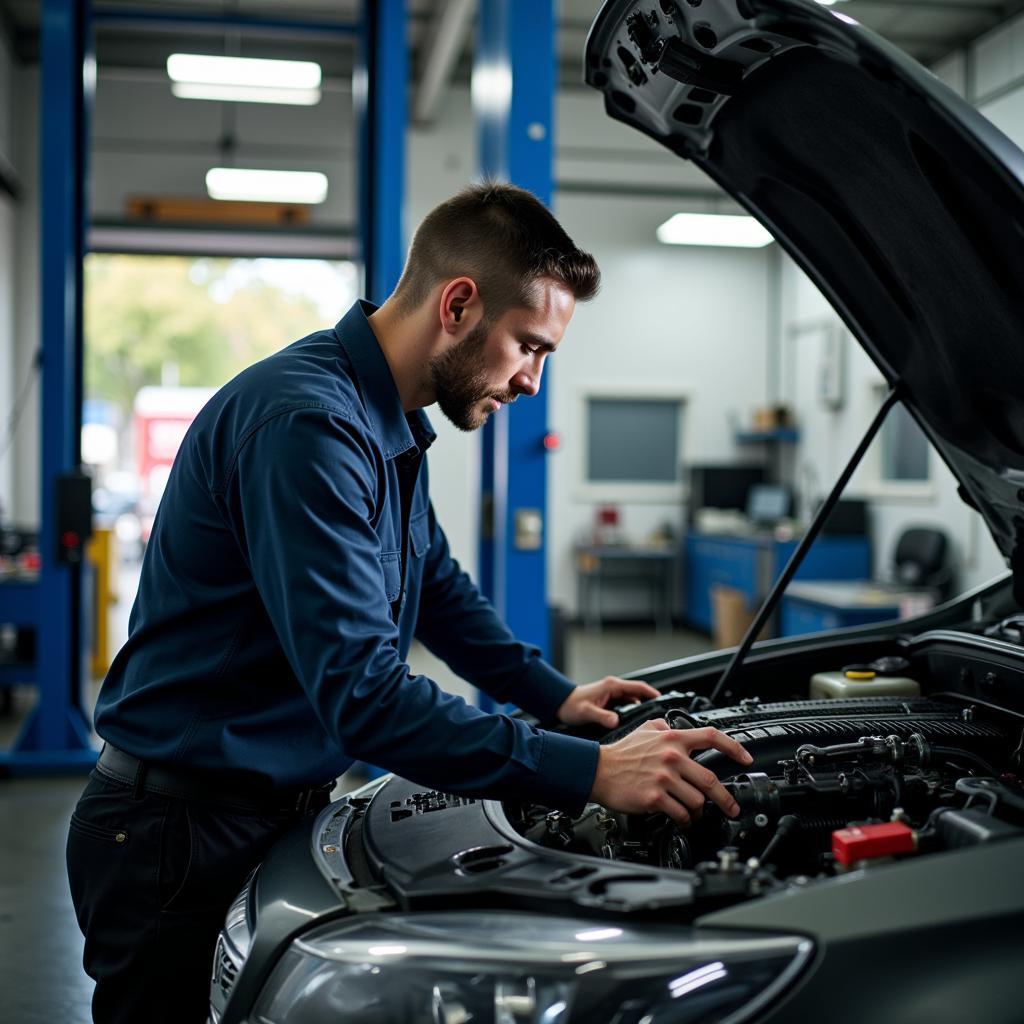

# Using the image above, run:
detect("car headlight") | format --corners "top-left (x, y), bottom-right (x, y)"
top-left (251, 911), bottom-right (811, 1024)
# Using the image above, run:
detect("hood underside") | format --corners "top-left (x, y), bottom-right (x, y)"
top-left (586, 0), bottom-right (1024, 567)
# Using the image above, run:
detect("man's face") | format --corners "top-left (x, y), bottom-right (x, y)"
top-left (429, 278), bottom-right (576, 432)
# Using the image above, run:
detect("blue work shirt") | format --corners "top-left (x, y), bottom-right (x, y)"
top-left (95, 301), bottom-right (599, 814)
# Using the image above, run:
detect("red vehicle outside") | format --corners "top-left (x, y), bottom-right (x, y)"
top-left (133, 386), bottom-right (215, 546)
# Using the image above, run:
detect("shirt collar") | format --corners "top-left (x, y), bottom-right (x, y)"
top-left (334, 300), bottom-right (436, 459)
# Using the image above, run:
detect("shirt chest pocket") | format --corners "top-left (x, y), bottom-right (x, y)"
top-left (410, 509), bottom-right (430, 560)
top-left (379, 511), bottom-right (429, 606)
top-left (379, 549), bottom-right (402, 603)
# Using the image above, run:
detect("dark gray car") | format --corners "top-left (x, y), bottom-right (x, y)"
top-left (208, 2), bottom-right (1024, 1021)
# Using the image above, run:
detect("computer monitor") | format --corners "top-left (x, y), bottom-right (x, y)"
top-left (746, 483), bottom-right (793, 525)
top-left (687, 465), bottom-right (766, 525)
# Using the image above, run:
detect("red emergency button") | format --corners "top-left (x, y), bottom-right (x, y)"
top-left (542, 431), bottom-right (561, 452)
top-left (832, 822), bottom-right (916, 867)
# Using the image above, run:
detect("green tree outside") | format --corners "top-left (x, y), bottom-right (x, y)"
top-left (84, 254), bottom-right (345, 424)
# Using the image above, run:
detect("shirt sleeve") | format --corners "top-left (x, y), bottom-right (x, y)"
top-left (413, 502), bottom-right (576, 722)
top-left (223, 405), bottom-right (598, 814)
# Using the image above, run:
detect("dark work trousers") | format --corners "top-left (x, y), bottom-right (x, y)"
top-left (66, 769), bottom-right (327, 1024)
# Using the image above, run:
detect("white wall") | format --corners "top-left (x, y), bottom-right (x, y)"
top-left (11, 65), bottom-right (39, 525)
top-left (0, 19), bottom-right (15, 522)
top-left (0, 23), bottom-right (31, 528)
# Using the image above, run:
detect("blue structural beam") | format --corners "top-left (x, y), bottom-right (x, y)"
top-left (356, 0), bottom-right (407, 306)
top-left (91, 9), bottom-right (358, 37)
top-left (3, 0), bottom-right (96, 773)
top-left (354, 0), bottom-right (407, 777)
top-left (474, 0), bottom-right (556, 679)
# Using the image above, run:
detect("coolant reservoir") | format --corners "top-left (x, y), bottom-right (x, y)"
top-left (811, 659), bottom-right (920, 700)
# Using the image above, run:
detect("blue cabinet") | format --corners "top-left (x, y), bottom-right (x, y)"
top-left (683, 531), bottom-right (871, 633)
top-left (778, 581), bottom-right (928, 637)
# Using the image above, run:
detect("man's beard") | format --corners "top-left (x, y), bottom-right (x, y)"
top-left (428, 320), bottom-right (516, 432)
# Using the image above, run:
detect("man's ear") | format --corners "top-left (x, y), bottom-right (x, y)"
top-left (439, 278), bottom-right (479, 334)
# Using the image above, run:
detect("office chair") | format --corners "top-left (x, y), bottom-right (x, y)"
top-left (892, 526), bottom-right (955, 603)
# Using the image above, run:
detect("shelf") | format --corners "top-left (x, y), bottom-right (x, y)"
top-left (734, 428), bottom-right (800, 444)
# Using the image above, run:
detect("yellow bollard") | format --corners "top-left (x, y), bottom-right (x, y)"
top-left (86, 527), bottom-right (117, 678)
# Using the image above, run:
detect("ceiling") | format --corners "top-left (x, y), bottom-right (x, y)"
top-left (3, 0), bottom-right (1024, 87)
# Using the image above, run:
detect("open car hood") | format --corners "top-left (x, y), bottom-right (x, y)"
top-left (585, 0), bottom-right (1024, 573)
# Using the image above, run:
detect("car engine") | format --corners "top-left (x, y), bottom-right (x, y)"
top-left (506, 684), bottom-right (1024, 906)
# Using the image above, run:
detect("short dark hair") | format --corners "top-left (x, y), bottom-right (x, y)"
top-left (391, 181), bottom-right (600, 319)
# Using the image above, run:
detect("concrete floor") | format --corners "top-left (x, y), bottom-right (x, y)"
top-left (0, 622), bottom-right (712, 1022)
top-left (0, 775), bottom-right (93, 1024)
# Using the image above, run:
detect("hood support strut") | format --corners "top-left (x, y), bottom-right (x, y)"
top-left (709, 385), bottom-right (902, 705)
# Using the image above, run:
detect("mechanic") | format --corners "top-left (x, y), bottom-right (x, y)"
top-left (66, 182), bottom-right (753, 1024)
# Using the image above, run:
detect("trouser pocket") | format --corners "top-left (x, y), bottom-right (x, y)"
top-left (66, 775), bottom-right (162, 940)
top-left (69, 812), bottom-right (129, 845)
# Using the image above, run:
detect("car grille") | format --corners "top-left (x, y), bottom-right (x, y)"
top-left (210, 934), bottom-right (241, 1020)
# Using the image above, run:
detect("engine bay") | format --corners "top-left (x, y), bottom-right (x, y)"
top-left (322, 633), bottom-right (1024, 927)
top-left (504, 660), bottom-right (1024, 909)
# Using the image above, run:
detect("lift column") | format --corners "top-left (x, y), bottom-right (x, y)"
top-left (3, 0), bottom-right (96, 772)
top-left (356, 0), bottom-right (407, 305)
top-left (473, 0), bottom-right (557, 693)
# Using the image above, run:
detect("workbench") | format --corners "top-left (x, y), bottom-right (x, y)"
top-left (575, 544), bottom-right (678, 631)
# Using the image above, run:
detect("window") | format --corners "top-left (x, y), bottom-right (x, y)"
top-left (574, 388), bottom-right (688, 501)
top-left (587, 398), bottom-right (680, 483)
top-left (880, 402), bottom-right (929, 482)
top-left (866, 384), bottom-right (932, 497)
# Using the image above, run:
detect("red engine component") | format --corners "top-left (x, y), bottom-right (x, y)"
top-left (832, 822), bottom-right (916, 868)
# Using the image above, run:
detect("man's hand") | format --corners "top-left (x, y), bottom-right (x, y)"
top-left (556, 676), bottom-right (661, 729)
top-left (590, 720), bottom-right (753, 826)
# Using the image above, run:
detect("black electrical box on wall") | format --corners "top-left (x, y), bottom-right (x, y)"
top-left (55, 472), bottom-right (93, 564)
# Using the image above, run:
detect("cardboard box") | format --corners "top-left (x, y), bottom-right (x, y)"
top-left (711, 585), bottom-right (771, 648)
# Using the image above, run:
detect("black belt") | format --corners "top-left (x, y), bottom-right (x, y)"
top-left (95, 744), bottom-right (334, 815)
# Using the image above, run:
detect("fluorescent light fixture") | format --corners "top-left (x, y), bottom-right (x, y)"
top-left (574, 928), bottom-right (623, 942)
top-left (206, 168), bottom-right (329, 204)
top-left (167, 53), bottom-right (322, 105)
top-left (656, 212), bottom-right (774, 248)
top-left (168, 53), bottom-right (320, 88)
top-left (171, 83), bottom-right (320, 105)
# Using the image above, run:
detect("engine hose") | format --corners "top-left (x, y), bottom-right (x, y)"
top-left (792, 815), bottom-right (849, 833)
top-left (759, 814), bottom-right (799, 866)
top-left (758, 813), bottom-right (844, 862)
top-left (931, 745), bottom-right (998, 777)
